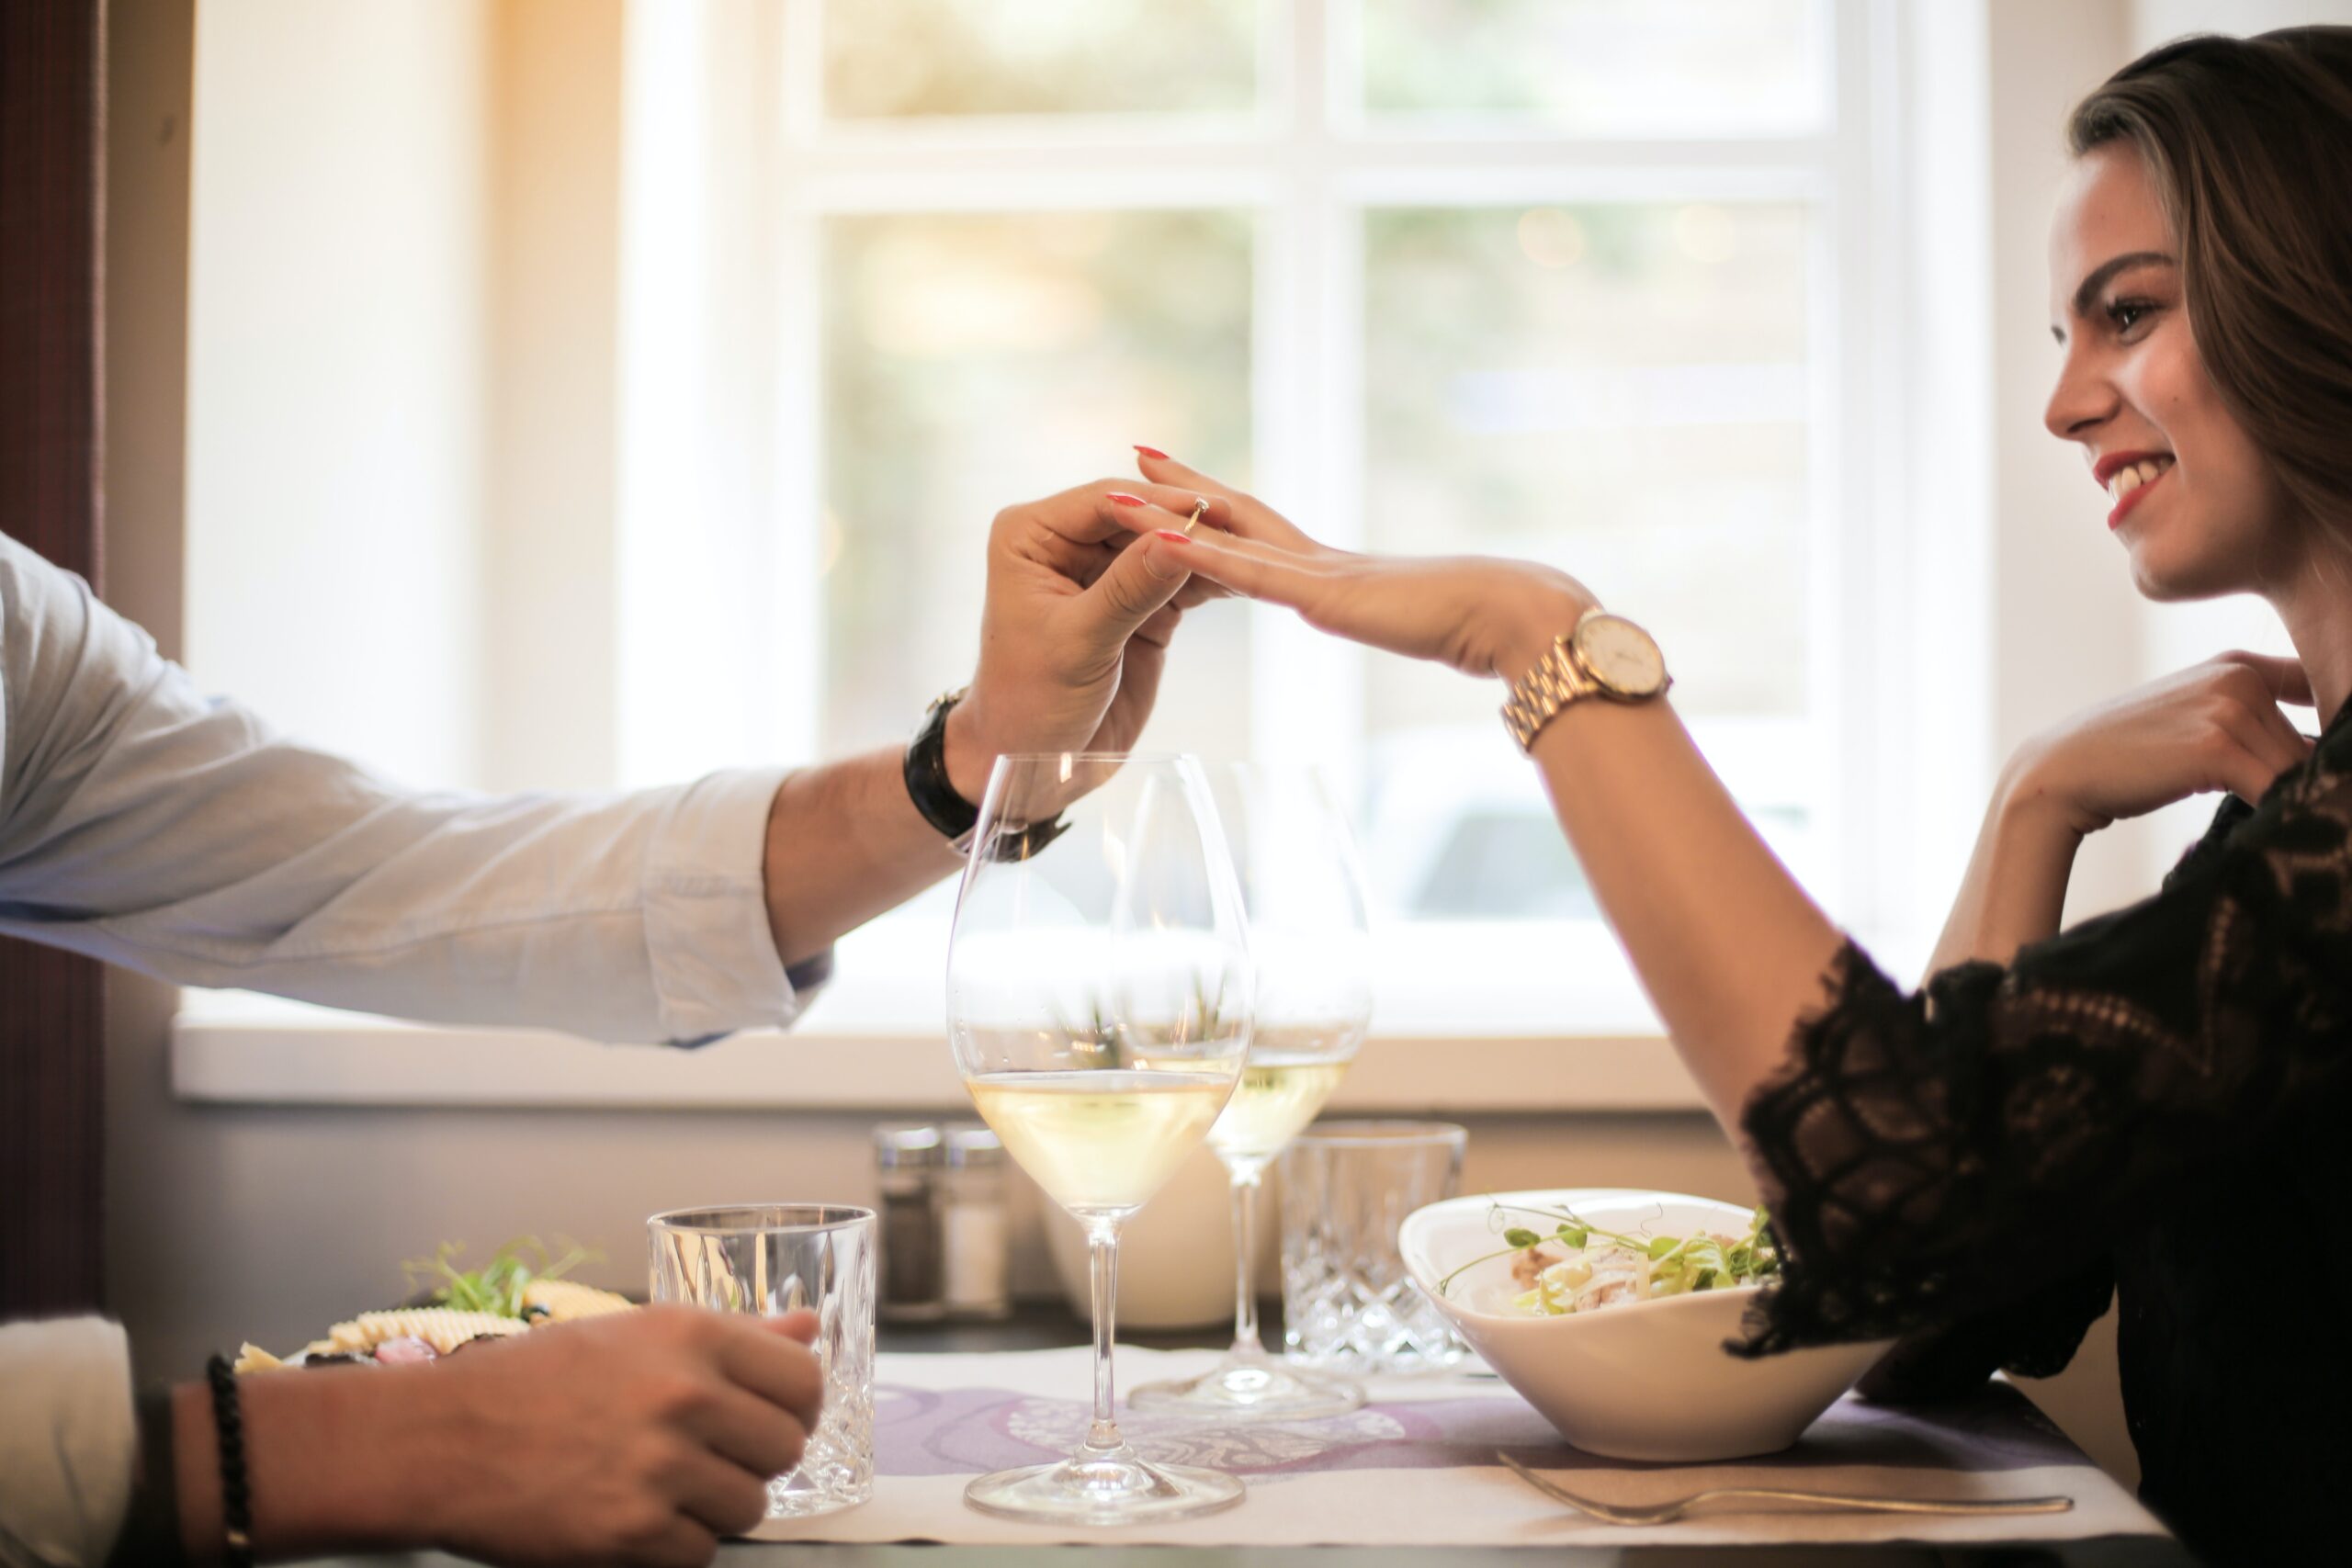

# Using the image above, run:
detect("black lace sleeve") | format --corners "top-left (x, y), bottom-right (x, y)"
top-left (1736, 719), bottom-right (2352, 1359)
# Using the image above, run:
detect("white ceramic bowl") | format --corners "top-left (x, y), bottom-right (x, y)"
top-left (1399, 1189), bottom-right (1891, 1462)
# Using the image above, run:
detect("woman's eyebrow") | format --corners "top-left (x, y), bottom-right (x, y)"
top-left (2070, 250), bottom-right (2177, 319)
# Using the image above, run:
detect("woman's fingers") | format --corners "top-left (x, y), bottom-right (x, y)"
top-left (2214, 649), bottom-right (2314, 706)
top-left (1146, 527), bottom-right (1326, 612)
top-left (1132, 448), bottom-right (1322, 553)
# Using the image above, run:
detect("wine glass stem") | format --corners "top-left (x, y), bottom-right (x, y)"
top-left (1228, 1168), bottom-right (1266, 1358)
top-left (1086, 1219), bottom-right (1124, 1452)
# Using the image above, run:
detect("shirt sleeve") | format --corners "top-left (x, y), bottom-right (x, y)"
top-left (1736, 720), bottom-right (2352, 1356)
top-left (0, 1319), bottom-right (135, 1568)
top-left (0, 533), bottom-right (816, 1044)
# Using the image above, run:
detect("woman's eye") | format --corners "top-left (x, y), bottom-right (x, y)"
top-left (2106, 299), bottom-right (2158, 336)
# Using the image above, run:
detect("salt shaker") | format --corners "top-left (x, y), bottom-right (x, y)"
top-left (873, 1123), bottom-right (945, 1321)
top-left (940, 1122), bottom-right (1012, 1320)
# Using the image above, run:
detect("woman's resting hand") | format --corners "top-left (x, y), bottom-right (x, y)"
top-left (1125, 450), bottom-right (1598, 681)
top-left (2004, 651), bottom-right (2313, 837)
top-left (187, 1304), bottom-right (825, 1567)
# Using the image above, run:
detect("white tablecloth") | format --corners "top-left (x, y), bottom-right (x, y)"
top-left (746, 1346), bottom-right (2168, 1548)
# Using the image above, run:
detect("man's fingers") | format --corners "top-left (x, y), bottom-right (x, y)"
top-left (1077, 534), bottom-right (1193, 643)
top-left (1134, 603), bottom-right (1184, 650)
top-left (684, 1383), bottom-right (811, 1480)
top-left (719, 1323), bottom-right (824, 1426)
top-left (763, 1309), bottom-right (820, 1346)
top-left (2216, 649), bottom-right (2314, 705)
top-left (629, 1512), bottom-right (721, 1568)
top-left (668, 1448), bottom-right (776, 1540)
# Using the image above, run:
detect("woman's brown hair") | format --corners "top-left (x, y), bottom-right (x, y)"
top-left (2067, 28), bottom-right (2352, 532)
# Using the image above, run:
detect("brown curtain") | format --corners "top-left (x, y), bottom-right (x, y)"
top-left (0, 0), bottom-right (107, 1315)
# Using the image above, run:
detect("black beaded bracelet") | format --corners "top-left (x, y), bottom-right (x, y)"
top-left (202, 1354), bottom-right (255, 1568)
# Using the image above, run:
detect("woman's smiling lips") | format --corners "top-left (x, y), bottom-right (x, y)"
top-left (2094, 449), bottom-right (2176, 530)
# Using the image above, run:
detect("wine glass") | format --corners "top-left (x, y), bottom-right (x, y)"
top-left (946, 753), bottom-right (1252, 1525)
top-left (1129, 763), bottom-right (1374, 1420)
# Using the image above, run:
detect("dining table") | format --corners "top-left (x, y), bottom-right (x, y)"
top-left (309, 1302), bottom-right (2194, 1567)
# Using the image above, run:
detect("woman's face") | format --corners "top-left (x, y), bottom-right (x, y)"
top-left (2044, 143), bottom-right (2300, 601)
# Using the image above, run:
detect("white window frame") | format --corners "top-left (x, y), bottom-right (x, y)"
top-left (752, 0), bottom-right (1922, 1038)
top-left (176, 0), bottom-right (1986, 1112)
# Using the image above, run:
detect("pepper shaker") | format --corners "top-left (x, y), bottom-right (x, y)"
top-left (872, 1123), bottom-right (945, 1322)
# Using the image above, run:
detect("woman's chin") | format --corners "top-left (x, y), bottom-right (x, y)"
top-left (2123, 537), bottom-right (2245, 603)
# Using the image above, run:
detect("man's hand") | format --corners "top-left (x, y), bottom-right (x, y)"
top-left (944, 479), bottom-right (1229, 802)
top-left (185, 1305), bottom-right (824, 1567)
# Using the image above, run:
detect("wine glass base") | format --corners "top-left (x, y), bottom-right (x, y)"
top-left (963, 1451), bottom-right (1246, 1527)
top-left (1127, 1355), bottom-right (1367, 1421)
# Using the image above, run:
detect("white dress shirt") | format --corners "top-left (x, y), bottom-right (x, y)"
top-left (0, 530), bottom-right (821, 1563)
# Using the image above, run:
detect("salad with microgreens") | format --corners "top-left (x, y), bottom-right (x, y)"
top-left (1439, 1201), bottom-right (1781, 1315)
top-left (402, 1236), bottom-right (594, 1318)
top-left (229, 1238), bottom-right (633, 1374)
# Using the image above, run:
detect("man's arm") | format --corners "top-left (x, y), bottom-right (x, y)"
top-left (1, 528), bottom-right (798, 1042)
top-left (0, 1321), bottom-right (138, 1568)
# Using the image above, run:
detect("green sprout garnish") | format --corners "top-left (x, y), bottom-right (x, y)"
top-left (1438, 1201), bottom-right (1780, 1300)
top-left (401, 1236), bottom-right (597, 1318)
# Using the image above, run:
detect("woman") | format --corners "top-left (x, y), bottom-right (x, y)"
top-left (1121, 28), bottom-right (2352, 1564)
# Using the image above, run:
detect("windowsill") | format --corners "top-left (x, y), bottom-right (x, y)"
top-left (168, 1006), bottom-right (1703, 1112)
top-left (165, 915), bottom-right (1935, 1115)
top-left (169, 918), bottom-right (1709, 1112)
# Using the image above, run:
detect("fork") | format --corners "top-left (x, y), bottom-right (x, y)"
top-left (1495, 1451), bottom-right (2075, 1526)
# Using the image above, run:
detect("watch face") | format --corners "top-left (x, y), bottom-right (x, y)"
top-left (1573, 615), bottom-right (1667, 696)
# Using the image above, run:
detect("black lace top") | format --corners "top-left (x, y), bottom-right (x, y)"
top-left (1740, 701), bottom-right (2352, 1565)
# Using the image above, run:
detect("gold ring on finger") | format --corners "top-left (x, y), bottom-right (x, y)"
top-left (1184, 497), bottom-right (1210, 535)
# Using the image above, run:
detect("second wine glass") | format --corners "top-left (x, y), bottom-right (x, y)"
top-left (1129, 763), bottom-right (1374, 1421)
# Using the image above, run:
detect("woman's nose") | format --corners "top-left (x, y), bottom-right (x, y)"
top-left (2043, 342), bottom-right (2115, 441)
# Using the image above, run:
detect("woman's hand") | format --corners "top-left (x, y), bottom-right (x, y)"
top-left (1126, 451), bottom-right (1597, 680)
top-left (193, 1305), bottom-right (825, 1567)
top-left (2002, 652), bottom-right (2314, 837)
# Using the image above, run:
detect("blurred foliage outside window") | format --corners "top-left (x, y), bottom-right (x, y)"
top-left (810, 0), bottom-right (1835, 925)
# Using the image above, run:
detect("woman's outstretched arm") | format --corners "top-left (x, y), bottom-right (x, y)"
top-left (1116, 451), bottom-right (2324, 1172)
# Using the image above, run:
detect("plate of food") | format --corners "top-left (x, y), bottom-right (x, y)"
top-left (232, 1239), bottom-right (636, 1372)
top-left (1399, 1190), bottom-right (1892, 1461)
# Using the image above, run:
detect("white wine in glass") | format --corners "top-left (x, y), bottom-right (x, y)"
top-left (947, 753), bottom-right (1252, 1525)
top-left (1130, 764), bottom-right (1374, 1421)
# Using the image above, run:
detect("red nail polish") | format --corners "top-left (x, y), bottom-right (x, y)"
top-left (1153, 530), bottom-right (1191, 545)
top-left (1106, 492), bottom-right (1148, 507)
top-left (1134, 445), bottom-right (1170, 460)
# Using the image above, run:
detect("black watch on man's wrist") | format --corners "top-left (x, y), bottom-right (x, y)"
top-left (903, 688), bottom-right (1070, 861)
top-left (903, 687), bottom-right (981, 845)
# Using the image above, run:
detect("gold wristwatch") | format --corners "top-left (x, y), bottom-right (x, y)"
top-left (1500, 607), bottom-right (1671, 753)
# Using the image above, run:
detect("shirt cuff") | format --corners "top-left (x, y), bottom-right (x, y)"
top-left (641, 767), bottom-right (826, 1043)
top-left (0, 1317), bottom-right (137, 1567)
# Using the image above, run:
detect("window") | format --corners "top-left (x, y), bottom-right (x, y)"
top-left (628, 0), bottom-right (1903, 1034)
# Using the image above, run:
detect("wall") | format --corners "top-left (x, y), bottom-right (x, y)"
top-left (183, 0), bottom-right (492, 789)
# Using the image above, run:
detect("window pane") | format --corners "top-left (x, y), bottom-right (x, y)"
top-left (824, 0), bottom-right (1260, 120)
top-left (1357, 0), bottom-right (1826, 136)
top-left (1361, 202), bottom-right (1815, 920)
top-left (821, 211), bottom-right (1254, 761)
